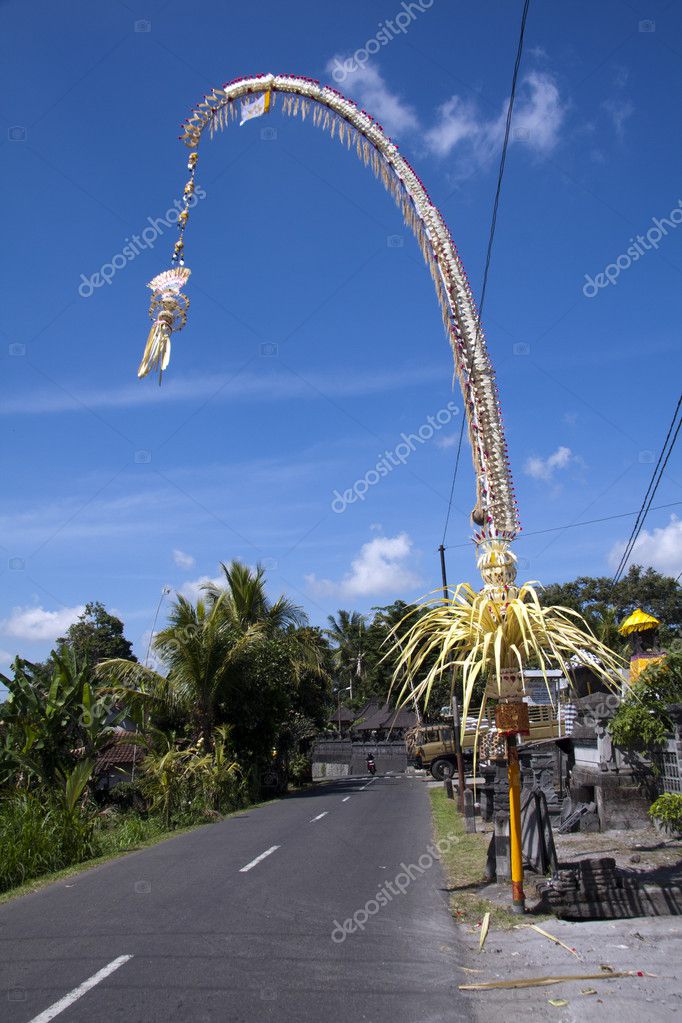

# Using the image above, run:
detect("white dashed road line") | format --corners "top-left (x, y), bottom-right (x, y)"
top-left (309, 811), bottom-right (329, 823)
top-left (239, 845), bottom-right (281, 873)
top-left (360, 778), bottom-right (376, 791)
top-left (28, 955), bottom-right (133, 1023)
top-left (342, 796), bottom-right (351, 802)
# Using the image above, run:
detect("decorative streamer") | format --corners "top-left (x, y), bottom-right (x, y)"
top-left (139, 73), bottom-right (520, 543)
top-left (138, 267), bottom-right (191, 383)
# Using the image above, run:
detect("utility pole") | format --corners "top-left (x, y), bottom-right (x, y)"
top-left (438, 546), bottom-right (466, 811)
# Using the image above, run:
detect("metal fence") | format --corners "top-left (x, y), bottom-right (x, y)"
top-left (659, 740), bottom-right (682, 794)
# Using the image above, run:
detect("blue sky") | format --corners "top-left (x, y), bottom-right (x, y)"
top-left (1, 0), bottom-right (681, 679)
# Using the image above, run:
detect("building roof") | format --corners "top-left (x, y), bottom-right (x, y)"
top-left (331, 705), bottom-right (356, 724)
top-left (619, 608), bottom-right (660, 636)
top-left (95, 732), bottom-right (146, 772)
top-left (354, 702), bottom-right (417, 732)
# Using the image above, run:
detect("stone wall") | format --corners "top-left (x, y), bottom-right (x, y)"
top-left (536, 857), bottom-right (682, 919)
top-left (568, 694), bottom-right (654, 831)
top-left (311, 739), bottom-right (407, 779)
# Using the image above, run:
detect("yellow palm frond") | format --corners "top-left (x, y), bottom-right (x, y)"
top-left (389, 582), bottom-right (625, 736)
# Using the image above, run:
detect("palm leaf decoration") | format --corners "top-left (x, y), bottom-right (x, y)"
top-left (389, 581), bottom-right (625, 738)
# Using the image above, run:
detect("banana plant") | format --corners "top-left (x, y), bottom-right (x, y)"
top-left (0, 650), bottom-right (125, 787)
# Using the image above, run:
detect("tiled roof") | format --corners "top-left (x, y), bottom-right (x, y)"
top-left (354, 702), bottom-right (417, 731)
top-left (95, 735), bottom-right (146, 771)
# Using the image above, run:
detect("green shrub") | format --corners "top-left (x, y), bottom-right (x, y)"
top-left (97, 812), bottom-right (164, 854)
top-left (649, 793), bottom-right (682, 833)
top-left (609, 653), bottom-right (682, 754)
top-left (0, 791), bottom-right (99, 893)
top-left (289, 753), bottom-right (312, 786)
top-left (104, 780), bottom-right (146, 812)
top-left (609, 702), bottom-right (668, 753)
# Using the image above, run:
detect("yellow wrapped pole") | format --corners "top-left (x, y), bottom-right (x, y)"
top-left (507, 735), bottom-right (525, 913)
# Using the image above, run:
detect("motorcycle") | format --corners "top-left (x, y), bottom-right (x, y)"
top-left (366, 755), bottom-right (376, 776)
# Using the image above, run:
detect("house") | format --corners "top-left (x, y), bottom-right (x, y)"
top-left (95, 730), bottom-right (146, 791)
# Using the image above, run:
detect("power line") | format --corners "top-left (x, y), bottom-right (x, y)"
top-left (443, 499), bottom-right (682, 551)
top-left (440, 0), bottom-right (531, 547)
top-left (612, 393), bottom-right (682, 585)
top-left (612, 392), bottom-right (681, 583)
top-left (441, 407), bottom-right (465, 545)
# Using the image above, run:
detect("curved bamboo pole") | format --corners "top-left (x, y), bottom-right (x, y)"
top-left (142, 73), bottom-right (520, 543)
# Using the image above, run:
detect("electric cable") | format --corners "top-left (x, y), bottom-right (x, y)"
top-left (440, 0), bottom-right (531, 548)
top-left (612, 393), bottom-right (682, 584)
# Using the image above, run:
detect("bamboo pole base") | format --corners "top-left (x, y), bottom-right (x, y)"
top-left (506, 733), bottom-right (526, 914)
top-left (511, 879), bottom-right (526, 914)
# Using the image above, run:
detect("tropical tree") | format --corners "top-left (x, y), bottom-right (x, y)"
top-left (97, 593), bottom-right (258, 750)
top-left (0, 649), bottom-right (122, 788)
top-left (325, 610), bottom-right (369, 702)
top-left (610, 647), bottom-right (682, 753)
top-left (204, 560), bottom-right (307, 632)
top-left (541, 566), bottom-right (682, 650)
top-left (57, 602), bottom-right (136, 674)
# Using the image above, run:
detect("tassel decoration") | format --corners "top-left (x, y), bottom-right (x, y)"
top-left (138, 267), bottom-right (191, 384)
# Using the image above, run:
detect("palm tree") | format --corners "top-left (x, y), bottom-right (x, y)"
top-left (325, 610), bottom-right (368, 701)
top-left (97, 593), bottom-right (259, 749)
top-left (204, 560), bottom-right (307, 633)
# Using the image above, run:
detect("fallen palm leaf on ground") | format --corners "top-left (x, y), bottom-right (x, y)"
top-left (459, 970), bottom-right (655, 991)
top-left (518, 923), bottom-right (579, 958)
top-left (479, 911), bottom-right (491, 950)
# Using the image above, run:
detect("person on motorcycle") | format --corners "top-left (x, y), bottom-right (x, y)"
top-left (366, 752), bottom-right (376, 775)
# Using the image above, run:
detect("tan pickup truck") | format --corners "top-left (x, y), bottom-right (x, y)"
top-left (406, 705), bottom-right (560, 780)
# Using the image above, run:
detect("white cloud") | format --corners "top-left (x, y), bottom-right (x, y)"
top-left (173, 548), bottom-right (195, 569)
top-left (609, 515), bottom-right (682, 578)
top-left (512, 71), bottom-right (566, 153)
top-left (178, 575), bottom-right (223, 602)
top-left (435, 433), bottom-right (459, 450)
top-left (602, 98), bottom-right (634, 140)
top-left (306, 532), bottom-right (421, 598)
top-left (425, 71), bottom-right (566, 165)
top-left (1, 364), bottom-right (443, 417)
top-left (613, 65), bottom-right (629, 89)
top-left (423, 95), bottom-right (481, 158)
top-left (0, 605), bottom-right (85, 642)
top-left (326, 58), bottom-right (419, 136)
top-left (328, 59), bottom-right (566, 166)
top-left (524, 445), bottom-right (574, 482)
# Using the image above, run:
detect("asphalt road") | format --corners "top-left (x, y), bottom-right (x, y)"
top-left (0, 775), bottom-right (471, 1023)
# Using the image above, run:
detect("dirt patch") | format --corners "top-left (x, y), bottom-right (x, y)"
top-left (554, 825), bottom-right (682, 875)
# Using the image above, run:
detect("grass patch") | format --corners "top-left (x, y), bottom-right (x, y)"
top-left (0, 798), bottom-right (276, 906)
top-left (0, 816), bottom-right (205, 906)
top-left (430, 787), bottom-right (518, 930)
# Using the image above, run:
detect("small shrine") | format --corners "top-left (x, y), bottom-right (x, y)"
top-left (618, 608), bottom-right (665, 683)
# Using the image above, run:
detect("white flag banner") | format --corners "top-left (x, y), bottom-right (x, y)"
top-left (240, 92), bottom-right (271, 126)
